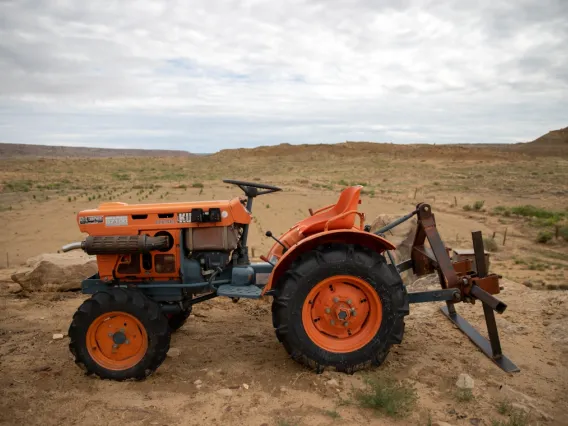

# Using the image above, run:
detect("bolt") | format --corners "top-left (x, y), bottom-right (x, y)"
top-left (112, 344), bottom-right (118, 349)
top-left (325, 307), bottom-right (331, 314)
top-left (347, 299), bottom-right (352, 305)
top-left (330, 320), bottom-right (336, 326)
top-left (343, 322), bottom-right (349, 327)
top-left (120, 328), bottom-right (126, 333)
top-left (351, 309), bottom-right (357, 317)
top-left (125, 340), bottom-right (130, 345)
top-left (333, 297), bottom-right (339, 303)
top-left (108, 333), bottom-right (113, 337)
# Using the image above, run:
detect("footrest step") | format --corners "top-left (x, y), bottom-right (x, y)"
top-left (217, 285), bottom-right (262, 299)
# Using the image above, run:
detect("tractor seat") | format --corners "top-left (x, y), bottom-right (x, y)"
top-left (297, 186), bottom-right (363, 236)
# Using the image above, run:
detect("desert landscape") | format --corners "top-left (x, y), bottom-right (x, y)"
top-left (0, 129), bottom-right (567, 426)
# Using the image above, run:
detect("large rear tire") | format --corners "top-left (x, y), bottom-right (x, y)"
top-left (271, 243), bottom-right (408, 373)
top-left (68, 288), bottom-right (171, 380)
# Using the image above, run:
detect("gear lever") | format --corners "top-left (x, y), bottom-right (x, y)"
top-left (265, 231), bottom-right (288, 253)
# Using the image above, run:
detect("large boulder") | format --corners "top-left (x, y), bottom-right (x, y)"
top-left (11, 252), bottom-right (97, 292)
top-left (370, 214), bottom-right (418, 284)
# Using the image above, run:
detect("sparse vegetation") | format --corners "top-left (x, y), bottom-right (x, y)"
top-left (559, 225), bottom-right (568, 241)
top-left (323, 409), bottom-right (340, 419)
top-left (355, 377), bottom-right (417, 418)
top-left (192, 182), bottom-right (204, 188)
top-left (491, 408), bottom-right (529, 426)
top-left (497, 399), bottom-right (513, 415)
top-left (3, 179), bottom-right (33, 192)
top-left (484, 237), bottom-right (499, 252)
top-left (473, 200), bottom-right (485, 211)
top-left (455, 388), bottom-right (473, 402)
top-left (494, 205), bottom-right (566, 226)
top-left (536, 230), bottom-right (553, 244)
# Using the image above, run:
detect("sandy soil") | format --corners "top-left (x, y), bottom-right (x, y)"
top-left (1, 271), bottom-right (567, 426)
top-left (1, 142), bottom-right (567, 425)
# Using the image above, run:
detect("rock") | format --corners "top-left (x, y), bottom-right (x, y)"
top-left (193, 379), bottom-right (202, 385)
top-left (280, 386), bottom-right (288, 393)
top-left (370, 214), bottom-right (418, 284)
top-left (167, 348), bottom-right (181, 357)
top-left (52, 333), bottom-right (64, 340)
top-left (216, 388), bottom-right (233, 397)
top-left (242, 383), bottom-right (249, 390)
top-left (11, 252), bottom-right (97, 292)
top-left (195, 384), bottom-right (202, 390)
top-left (433, 422), bottom-right (455, 426)
top-left (326, 379), bottom-right (339, 387)
top-left (455, 373), bottom-right (474, 389)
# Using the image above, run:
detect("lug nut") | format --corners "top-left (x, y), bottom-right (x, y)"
top-left (125, 340), bottom-right (130, 345)
top-left (351, 309), bottom-right (357, 317)
top-left (108, 333), bottom-right (113, 337)
top-left (325, 307), bottom-right (331, 314)
top-left (330, 320), bottom-right (336, 326)
top-left (347, 299), bottom-right (352, 305)
top-left (333, 297), bottom-right (339, 303)
top-left (112, 344), bottom-right (118, 349)
top-left (343, 322), bottom-right (349, 327)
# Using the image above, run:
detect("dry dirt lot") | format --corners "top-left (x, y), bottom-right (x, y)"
top-left (0, 142), bottom-right (567, 425)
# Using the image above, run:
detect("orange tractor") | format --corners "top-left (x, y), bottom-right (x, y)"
top-left (63, 180), bottom-right (518, 380)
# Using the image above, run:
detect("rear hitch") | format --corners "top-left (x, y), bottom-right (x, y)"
top-left (378, 203), bottom-right (519, 373)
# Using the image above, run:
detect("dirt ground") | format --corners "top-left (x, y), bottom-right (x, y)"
top-left (0, 142), bottom-right (567, 425)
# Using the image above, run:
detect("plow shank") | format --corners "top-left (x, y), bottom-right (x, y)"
top-left (376, 204), bottom-right (520, 373)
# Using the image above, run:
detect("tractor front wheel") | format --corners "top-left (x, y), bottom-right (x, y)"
top-left (272, 244), bottom-right (408, 373)
top-left (68, 288), bottom-right (170, 380)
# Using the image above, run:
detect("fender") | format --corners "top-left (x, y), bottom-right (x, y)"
top-left (262, 229), bottom-right (396, 295)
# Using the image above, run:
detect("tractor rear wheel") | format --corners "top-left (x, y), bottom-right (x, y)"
top-left (272, 243), bottom-right (408, 373)
top-left (68, 288), bottom-right (170, 380)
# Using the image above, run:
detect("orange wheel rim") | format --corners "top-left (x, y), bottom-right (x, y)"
top-left (86, 311), bottom-right (148, 370)
top-left (302, 275), bottom-right (382, 353)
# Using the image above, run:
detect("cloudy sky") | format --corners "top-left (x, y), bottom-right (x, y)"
top-left (0, 0), bottom-right (566, 153)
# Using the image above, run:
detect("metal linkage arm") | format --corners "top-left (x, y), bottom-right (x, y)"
top-left (381, 203), bottom-right (519, 373)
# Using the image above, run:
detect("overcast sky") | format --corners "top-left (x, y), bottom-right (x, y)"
top-left (0, 0), bottom-right (566, 153)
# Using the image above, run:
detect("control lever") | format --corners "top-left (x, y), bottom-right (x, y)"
top-left (265, 231), bottom-right (288, 253)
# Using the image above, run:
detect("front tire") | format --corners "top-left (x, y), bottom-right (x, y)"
top-left (68, 288), bottom-right (171, 380)
top-left (272, 244), bottom-right (408, 373)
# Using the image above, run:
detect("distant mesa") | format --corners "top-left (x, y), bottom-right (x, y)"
top-left (1, 126), bottom-right (566, 159)
top-left (0, 143), bottom-right (193, 158)
top-left (510, 127), bottom-right (568, 156)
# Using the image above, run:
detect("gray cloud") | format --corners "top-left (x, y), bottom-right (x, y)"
top-left (0, 0), bottom-right (566, 152)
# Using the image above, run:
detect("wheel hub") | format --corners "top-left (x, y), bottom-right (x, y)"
top-left (301, 275), bottom-right (383, 355)
top-left (111, 331), bottom-right (128, 345)
top-left (87, 312), bottom-right (148, 370)
top-left (311, 282), bottom-right (370, 339)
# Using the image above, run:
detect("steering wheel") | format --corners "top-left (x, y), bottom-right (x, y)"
top-left (223, 179), bottom-right (282, 198)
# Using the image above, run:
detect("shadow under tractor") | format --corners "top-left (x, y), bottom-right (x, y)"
top-left (63, 180), bottom-right (519, 380)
